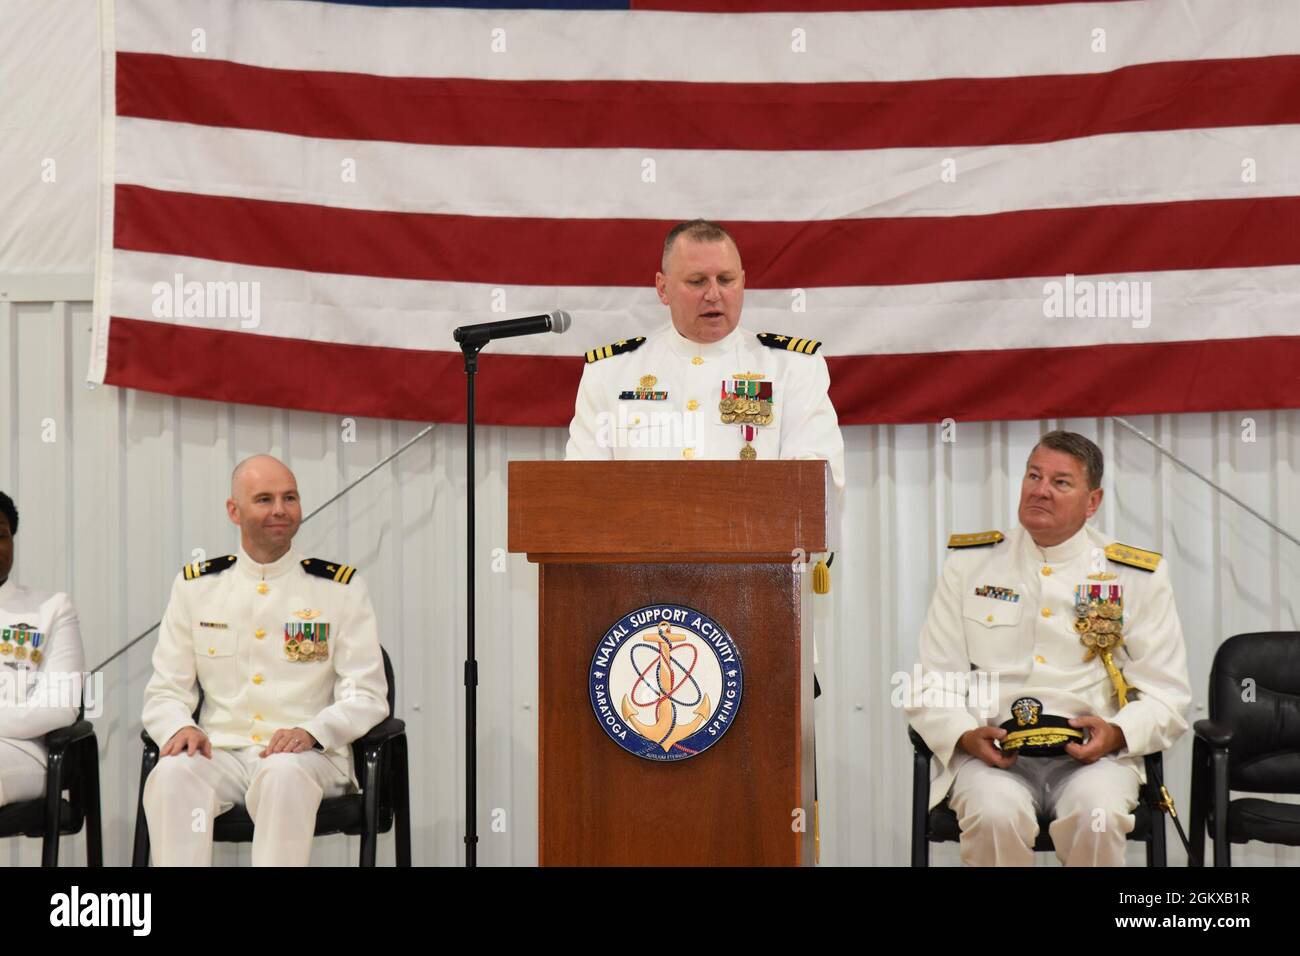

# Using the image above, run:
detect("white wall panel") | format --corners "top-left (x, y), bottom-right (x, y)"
top-left (1, 304), bottom-right (1297, 866)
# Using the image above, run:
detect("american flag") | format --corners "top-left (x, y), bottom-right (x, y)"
top-left (90, 0), bottom-right (1300, 426)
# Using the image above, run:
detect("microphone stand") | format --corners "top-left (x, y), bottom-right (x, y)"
top-left (452, 312), bottom-right (565, 868)
top-left (458, 330), bottom-right (488, 869)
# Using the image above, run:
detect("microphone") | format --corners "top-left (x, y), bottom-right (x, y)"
top-left (453, 310), bottom-right (572, 345)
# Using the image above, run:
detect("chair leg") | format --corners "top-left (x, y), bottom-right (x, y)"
top-left (1188, 739), bottom-right (1208, 868)
top-left (1149, 796), bottom-right (1166, 867)
top-left (911, 750), bottom-right (931, 868)
top-left (1210, 748), bottom-right (1231, 867)
top-left (132, 755), bottom-right (155, 867)
top-left (394, 735), bottom-right (412, 867)
top-left (358, 749), bottom-right (381, 867)
top-left (82, 738), bottom-right (103, 867)
top-left (42, 750), bottom-right (66, 868)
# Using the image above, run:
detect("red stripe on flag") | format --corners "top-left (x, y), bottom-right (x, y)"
top-left (116, 52), bottom-right (1300, 150)
top-left (103, 318), bottom-right (1300, 426)
top-left (114, 185), bottom-right (1300, 287)
top-left (104, 317), bottom-right (583, 426)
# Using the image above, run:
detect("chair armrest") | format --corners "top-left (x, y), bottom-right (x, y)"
top-left (908, 725), bottom-right (933, 759)
top-left (44, 719), bottom-right (94, 753)
top-left (1194, 719), bottom-right (1233, 750)
top-left (349, 718), bottom-right (407, 763)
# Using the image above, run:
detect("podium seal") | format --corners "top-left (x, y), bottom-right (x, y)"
top-left (589, 604), bottom-right (744, 761)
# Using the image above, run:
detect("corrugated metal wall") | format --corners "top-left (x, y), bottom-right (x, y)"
top-left (2, 302), bottom-right (1297, 866)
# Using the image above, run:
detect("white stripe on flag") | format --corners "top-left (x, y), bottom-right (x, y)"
top-left (114, 0), bottom-right (1300, 83)
top-left (114, 117), bottom-right (1300, 223)
top-left (111, 251), bottom-right (1300, 357)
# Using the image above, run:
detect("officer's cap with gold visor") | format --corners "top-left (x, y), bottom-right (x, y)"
top-left (998, 696), bottom-right (1085, 757)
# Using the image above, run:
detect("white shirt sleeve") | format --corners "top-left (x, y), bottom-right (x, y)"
top-left (1108, 559), bottom-right (1192, 756)
top-left (0, 592), bottom-right (85, 739)
top-left (564, 361), bottom-right (613, 461)
top-left (905, 553), bottom-right (982, 772)
top-left (299, 574), bottom-right (390, 750)
top-left (142, 575), bottom-right (203, 747)
top-left (778, 353), bottom-right (845, 493)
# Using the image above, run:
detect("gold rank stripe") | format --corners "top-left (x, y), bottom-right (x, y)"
top-left (332, 563), bottom-right (357, 584)
top-left (585, 344), bottom-right (614, 363)
top-left (786, 337), bottom-right (820, 354)
top-left (1105, 542), bottom-right (1161, 572)
top-left (948, 530), bottom-right (1005, 548)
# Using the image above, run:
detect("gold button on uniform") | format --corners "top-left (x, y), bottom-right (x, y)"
top-left (252, 674), bottom-right (264, 685)
top-left (255, 628), bottom-right (266, 639)
top-left (687, 399), bottom-right (699, 411)
top-left (1041, 607), bottom-right (1052, 618)
top-left (253, 714), bottom-right (263, 721)
top-left (1035, 655), bottom-right (1046, 664)
top-left (208, 647), bottom-right (216, 655)
top-left (683, 448), bottom-right (695, 459)
top-left (631, 416), bottom-right (641, 425)
top-left (1041, 566), bottom-right (1052, 576)
top-left (986, 614), bottom-right (994, 623)
top-left (691, 356), bottom-right (703, 366)
top-left (251, 734), bottom-right (262, 743)
top-left (256, 583), bottom-right (269, 595)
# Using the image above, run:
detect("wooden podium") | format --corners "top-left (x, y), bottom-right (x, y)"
top-left (508, 460), bottom-right (834, 866)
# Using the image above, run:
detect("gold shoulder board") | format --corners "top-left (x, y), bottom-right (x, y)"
top-left (947, 531), bottom-right (1005, 549)
top-left (1105, 542), bottom-right (1161, 572)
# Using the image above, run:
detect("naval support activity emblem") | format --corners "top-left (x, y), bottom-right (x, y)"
top-left (589, 604), bottom-right (744, 761)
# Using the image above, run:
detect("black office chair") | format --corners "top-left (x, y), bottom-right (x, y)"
top-left (909, 726), bottom-right (1168, 866)
top-left (132, 646), bottom-right (410, 866)
top-left (0, 706), bottom-right (102, 866)
top-left (1189, 631), bottom-right (1300, 866)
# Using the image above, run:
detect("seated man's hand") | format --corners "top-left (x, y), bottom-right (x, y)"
top-left (958, 726), bottom-right (1017, 769)
top-left (261, 727), bottom-right (318, 758)
top-left (1065, 715), bottom-right (1126, 764)
top-left (161, 726), bottom-right (211, 758)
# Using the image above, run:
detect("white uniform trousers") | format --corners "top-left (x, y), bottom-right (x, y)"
top-left (143, 746), bottom-right (350, 866)
top-left (0, 739), bottom-right (46, 806)
top-left (948, 754), bottom-right (1140, 866)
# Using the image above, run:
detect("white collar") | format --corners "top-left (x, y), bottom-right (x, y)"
top-left (237, 546), bottom-right (300, 581)
top-left (664, 322), bottom-right (746, 362)
top-left (1022, 523), bottom-right (1092, 564)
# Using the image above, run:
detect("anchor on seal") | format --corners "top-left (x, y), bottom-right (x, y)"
top-left (620, 622), bottom-right (711, 753)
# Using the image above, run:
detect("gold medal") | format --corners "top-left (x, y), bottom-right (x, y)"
top-left (740, 444), bottom-right (757, 460)
top-left (30, 650), bottom-right (42, 665)
top-left (14, 646), bottom-right (26, 660)
top-left (719, 397), bottom-right (735, 414)
top-left (0, 644), bottom-right (11, 656)
top-left (721, 413), bottom-right (736, 424)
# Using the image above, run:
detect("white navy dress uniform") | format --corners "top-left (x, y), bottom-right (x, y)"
top-left (905, 524), bottom-right (1191, 866)
top-left (564, 323), bottom-right (845, 492)
top-left (0, 580), bottom-right (84, 806)
top-left (142, 547), bottom-right (388, 866)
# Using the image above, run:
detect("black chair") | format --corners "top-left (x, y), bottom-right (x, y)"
top-left (909, 726), bottom-right (1168, 866)
top-left (132, 646), bottom-right (410, 866)
top-left (1189, 631), bottom-right (1300, 866)
top-left (0, 707), bottom-right (102, 867)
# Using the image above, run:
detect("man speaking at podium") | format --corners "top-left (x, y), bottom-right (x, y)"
top-left (564, 219), bottom-right (845, 493)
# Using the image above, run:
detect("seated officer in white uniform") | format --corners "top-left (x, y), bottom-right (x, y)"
top-left (906, 431), bottom-right (1191, 866)
top-left (142, 455), bottom-right (388, 866)
top-left (565, 218), bottom-right (845, 492)
top-left (0, 491), bottom-right (85, 806)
